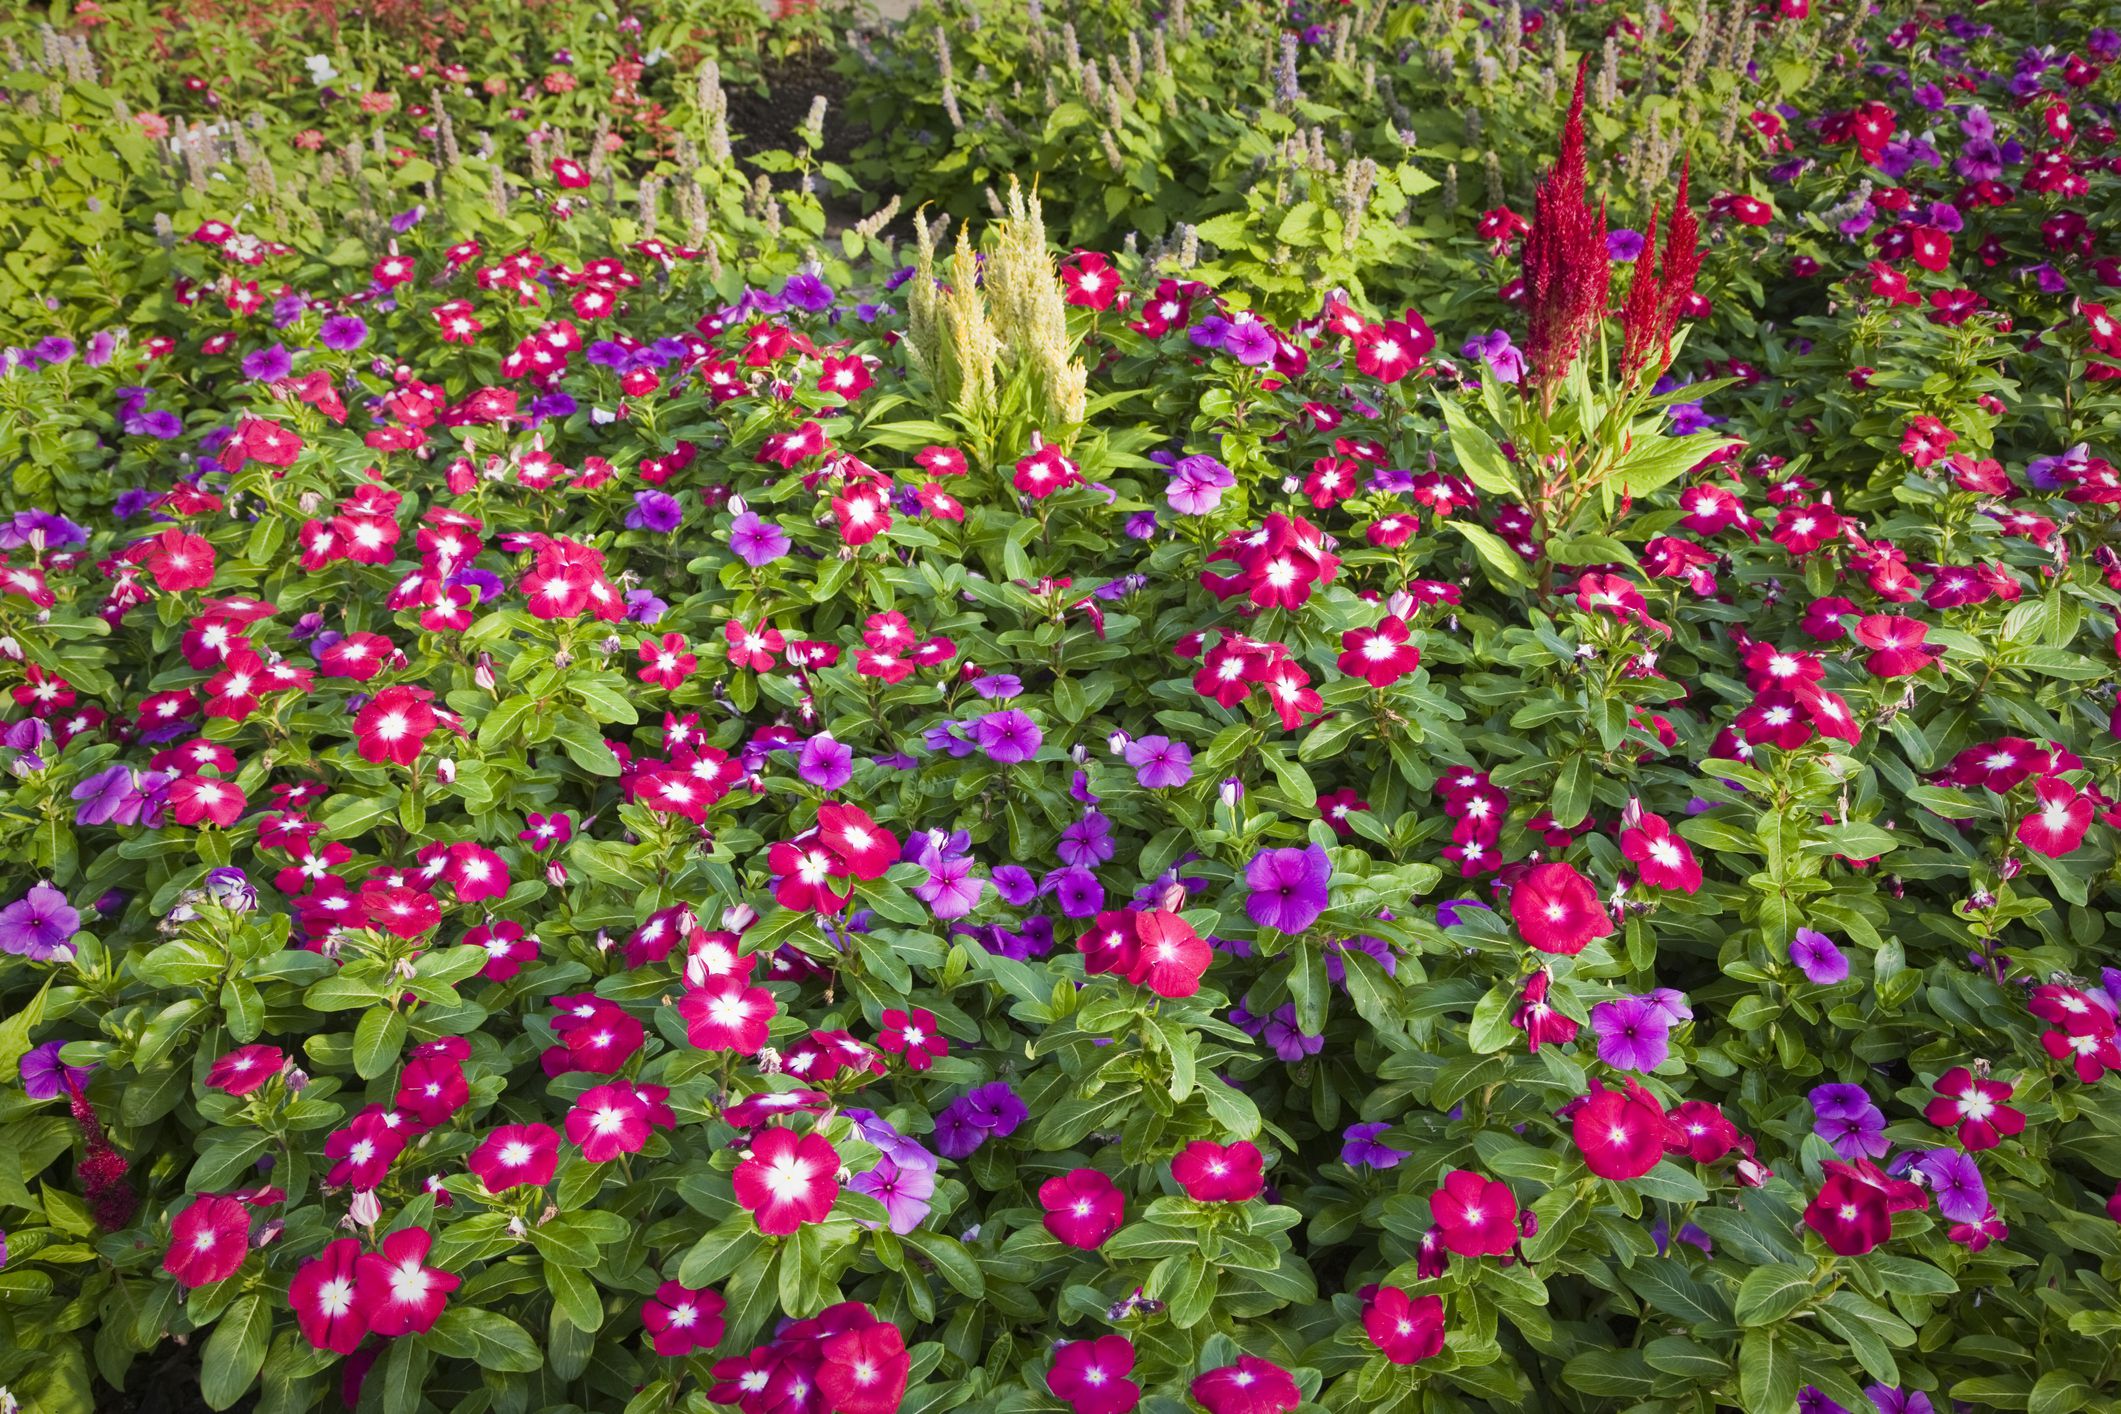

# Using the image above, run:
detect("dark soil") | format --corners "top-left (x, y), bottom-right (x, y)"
top-left (726, 48), bottom-right (860, 169)
top-left (95, 1339), bottom-right (256, 1414)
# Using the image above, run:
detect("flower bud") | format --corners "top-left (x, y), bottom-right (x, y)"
top-left (545, 862), bottom-right (568, 887)
top-left (205, 867), bottom-right (257, 913)
top-left (1220, 777), bottom-right (1244, 810)
top-left (347, 1189), bottom-right (382, 1227)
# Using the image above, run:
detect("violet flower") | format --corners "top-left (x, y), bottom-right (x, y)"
top-left (1591, 995), bottom-right (1672, 1072)
top-left (0, 882), bottom-right (80, 960)
top-left (798, 735), bottom-right (854, 792)
top-left (1243, 844), bottom-right (1332, 933)
top-left (18, 1039), bottom-right (95, 1100)
top-left (1790, 928), bottom-right (1850, 983)
top-left (1341, 1121), bottom-right (1409, 1169)
top-left (728, 511), bottom-right (790, 566)
top-left (1123, 735), bottom-right (1194, 788)
top-left (973, 710), bottom-right (1042, 764)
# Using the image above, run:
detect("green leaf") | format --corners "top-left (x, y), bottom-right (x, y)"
top-left (1443, 520), bottom-right (1534, 587)
top-left (428, 1307), bottom-right (542, 1373)
top-left (1738, 1326), bottom-right (1800, 1414)
top-left (1734, 1263), bottom-right (1816, 1326)
top-left (351, 1006), bottom-right (408, 1080)
top-left (200, 1294), bottom-right (273, 1410)
top-left (901, 1229), bottom-right (985, 1300)
top-left (1437, 396), bottom-right (1518, 498)
top-left (2029, 1370), bottom-right (2093, 1414)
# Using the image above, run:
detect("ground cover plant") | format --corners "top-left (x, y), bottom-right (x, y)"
top-left (3, 1), bottom-right (2121, 1413)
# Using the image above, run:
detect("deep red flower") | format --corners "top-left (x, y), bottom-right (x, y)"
top-left (1048, 1335), bottom-right (1140, 1414)
top-left (819, 1318), bottom-right (910, 1414)
top-left (1509, 862), bottom-right (1614, 955)
top-left (1572, 1079), bottom-right (1677, 1180)
top-left (1665, 1100), bottom-right (1740, 1163)
top-left (1429, 1169), bottom-right (1519, 1257)
top-left (1363, 1285), bottom-right (1445, 1365)
top-left (1190, 1355), bottom-right (1301, 1414)
top-left (206, 1044), bottom-right (284, 1096)
top-left (1619, 813), bottom-right (1702, 894)
top-left (1171, 1140), bottom-right (1264, 1202)
top-left (1337, 615), bottom-right (1421, 687)
top-left (1520, 60), bottom-right (1609, 403)
top-left (162, 1194), bottom-right (251, 1288)
top-left (733, 1127), bottom-right (840, 1235)
top-left (566, 1082), bottom-right (655, 1162)
top-left (1804, 1159), bottom-right (1928, 1255)
top-left (878, 1006), bottom-right (950, 1070)
top-left (815, 803), bottom-right (899, 880)
top-left (1040, 1168), bottom-right (1126, 1249)
top-left (641, 1281), bottom-right (726, 1357)
top-left (679, 975), bottom-right (777, 1054)
top-left (353, 685), bottom-right (438, 766)
top-left (2018, 778), bottom-right (2094, 858)
top-left (1127, 909), bottom-right (1211, 998)
top-left (291, 1238), bottom-right (370, 1354)
top-left (356, 1227), bottom-right (459, 1336)
top-left (468, 1123), bottom-right (560, 1192)
top-left (1924, 1067), bottom-right (2025, 1151)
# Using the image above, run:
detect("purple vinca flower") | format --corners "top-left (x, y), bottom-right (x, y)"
top-left (1124, 735), bottom-right (1194, 789)
top-left (729, 511), bottom-right (790, 567)
top-left (1591, 995), bottom-right (1672, 1072)
top-left (973, 710), bottom-right (1043, 765)
top-left (1243, 844), bottom-right (1332, 934)
top-left (1790, 927), bottom-right (1849, 983)
top-left (0, 882), bottom-right (80, 960)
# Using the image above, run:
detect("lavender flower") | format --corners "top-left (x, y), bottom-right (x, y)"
top-left (1220, 315), bottom-right (1277, 366)
top-left (848, 1156), bottom-right (935, 1234)
top-left (913, 843), bottom-right (985, 920)
top-left (798, 735), bottom-right (854, 791)
top-left (1123, 735), bottom-right (1193, 789)
top-left (318, 315), bottom-right (369, 352)
top-left (973, 710), bottom-right (1043, 764)
top-left (1263, 1005), bottom-right (1323, 1062)
top-left (241, 343), bottom-right (293, 381)
top-left (1911, 1149), bottom-right (1987, 1223)
top-left (626, 490), bottom-right (684, 533)
top-left (1809, 1083), bottom-right (1889, 1160)
top-left (0, 882), bottom-right (79, 960)
top-left (935, 1082), bottom-right (1027, 1158)
top-left (1340, 1121), bottom-right (1410, 1169)
top-left (1790, 927), bottom-right (1850, 983)
top-left (1166, 455), bottom-right (1235, 515)
top-left (1591, 995), bottom-right (1672, 1072)
top-left (1057, 812), bottom-right (1115, 868)
top-left (782, 271), bottom-right (834, 313)
top-left (18, 1039), bottom-right (94, 1100)
top-left (1461, 329), bottom-right (1526, 384)
top-left (1243, 844), bottom-right (1332, 933)
top-left (729, 511), bottom-right (790, 567)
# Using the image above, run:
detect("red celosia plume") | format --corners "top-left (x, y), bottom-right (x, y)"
top-left (1620, 159), bottom-right (1702, 383)
top-left (1521, 58), bottom-right (1610, 406)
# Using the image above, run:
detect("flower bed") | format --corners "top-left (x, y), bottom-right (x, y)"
top-left (3, 4), bottom-right (2121, 1414)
